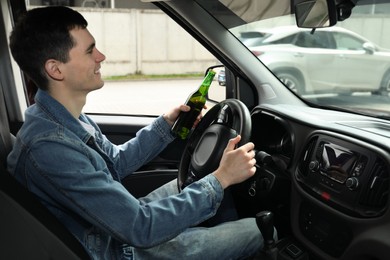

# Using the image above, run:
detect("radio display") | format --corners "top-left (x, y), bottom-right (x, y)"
top-left (319, 142), bottom-right (357, 183)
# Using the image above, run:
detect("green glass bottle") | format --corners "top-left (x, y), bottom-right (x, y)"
top-left (171, 69), bottom-right (216, 139)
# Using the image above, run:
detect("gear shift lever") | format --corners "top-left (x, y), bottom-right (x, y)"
top-left (256, 211), bottom-right (278, 260)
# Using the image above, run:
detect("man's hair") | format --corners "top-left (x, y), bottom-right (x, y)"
top-left (9, 6), bottom-right (88, 90)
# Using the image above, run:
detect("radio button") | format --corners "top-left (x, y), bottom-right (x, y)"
top-left (309, 161), bottom-right (319, 172)
top-left (346, 177), bottom-right (359, 190)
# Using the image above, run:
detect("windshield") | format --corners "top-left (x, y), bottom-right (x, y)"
top-left (196, 0), bottom-right (390, 120)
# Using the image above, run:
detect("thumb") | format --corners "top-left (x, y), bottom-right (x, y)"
top-left (226, 135), bottom-right (241, 152)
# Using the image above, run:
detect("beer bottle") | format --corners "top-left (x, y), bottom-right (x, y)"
top-left (171, 69), bottom-right (216, 139)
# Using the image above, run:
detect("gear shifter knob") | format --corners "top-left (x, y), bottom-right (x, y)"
top-left (256, 211), bottom-right (278, 260)
top-left (256, 211), bottom-right (274, 247)
top-left (256, 210), bottom-right (278, 260)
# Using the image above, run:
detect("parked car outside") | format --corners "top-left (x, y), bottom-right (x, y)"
top-left (242, 26), bottom-right (390, 95)
top-left (217, 69), bottom-right (225, 86)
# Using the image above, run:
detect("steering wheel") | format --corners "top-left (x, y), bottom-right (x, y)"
top-left (178, 98), bottom-right (252, 191)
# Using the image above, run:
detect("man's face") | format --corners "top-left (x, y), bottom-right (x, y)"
top-left (61, 28), bottom-right (106, 94)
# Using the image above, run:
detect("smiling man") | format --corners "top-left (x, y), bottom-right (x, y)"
top-left (46, 27), bottom-right (106, 118)
top-left (7, 6), bottom-right (266, 260)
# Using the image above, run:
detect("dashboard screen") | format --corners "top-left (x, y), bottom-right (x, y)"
top-left (319, 142), bottom-right (357, 183)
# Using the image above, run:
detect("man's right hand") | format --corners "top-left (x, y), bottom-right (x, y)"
top-left (212, 135), bottom-right (256, 189)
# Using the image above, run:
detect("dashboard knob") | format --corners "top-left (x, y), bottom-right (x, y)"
top-left (346, 177), bottom-right (359, 190)
top-left (308, 161), bottom-right (319, 172)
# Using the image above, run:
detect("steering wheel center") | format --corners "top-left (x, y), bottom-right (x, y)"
top-left (178, 99), bottom-right (251, 191)
top-left (191, 124), bottom-right (237, 177)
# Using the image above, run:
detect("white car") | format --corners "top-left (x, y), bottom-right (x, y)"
top-left (245, 26), bottom-right (390, 95)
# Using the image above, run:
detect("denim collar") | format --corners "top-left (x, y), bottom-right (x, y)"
top-left (34, 89), bottom-right (92, 143)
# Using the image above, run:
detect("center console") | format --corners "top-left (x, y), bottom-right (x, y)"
top-left (294, 132), bottom-right (389, 257)
top-left (297, 132), bottom-right (388, 218)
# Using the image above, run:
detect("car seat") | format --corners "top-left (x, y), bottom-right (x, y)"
top-left (0, 82), bottom-right (90, 259)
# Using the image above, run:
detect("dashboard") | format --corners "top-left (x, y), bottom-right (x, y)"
top-left (242, 104), bottom-right (390, 260)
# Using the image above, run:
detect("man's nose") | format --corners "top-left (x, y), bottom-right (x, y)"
top-left (96, 49), bottom-right (106, 62)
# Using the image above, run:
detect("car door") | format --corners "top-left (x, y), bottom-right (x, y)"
top-left (293, 31), bottom-right (342, 93)
top-left (331, 31), bottom-right (386, 91)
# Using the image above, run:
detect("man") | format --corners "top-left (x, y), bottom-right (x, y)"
top-left (7, 6), bottom-right (264, 259)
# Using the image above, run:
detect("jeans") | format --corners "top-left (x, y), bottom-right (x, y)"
top-left (134, 179), bottom-right (264, 260)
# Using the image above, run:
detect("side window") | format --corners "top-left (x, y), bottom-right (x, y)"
top-left (25, 2), bottom-right (225, 117)
top-left (271, 34), bottom-right (296, 44)
top-left (294, 31), bottom-right (328, 48)
top-left (333, 32), bottom-right (365, 50)
top-left (83, 7), bottom-right (223, 116)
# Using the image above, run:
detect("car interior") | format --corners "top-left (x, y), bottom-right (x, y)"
top-left (1, 0), bottom-right (390, 259)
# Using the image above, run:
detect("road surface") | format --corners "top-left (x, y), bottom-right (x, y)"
top-left (83, 79), bottom-right (224, 116)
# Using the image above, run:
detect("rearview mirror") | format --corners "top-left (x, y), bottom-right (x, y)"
top-left (295, 0), bottom-right (337, 28)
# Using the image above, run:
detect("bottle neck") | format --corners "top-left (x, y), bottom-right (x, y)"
top-left (199, 70), bottom-right (216, 95)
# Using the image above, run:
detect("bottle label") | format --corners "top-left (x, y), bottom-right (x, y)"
top-left (171, 69), bottom-right (215, 139)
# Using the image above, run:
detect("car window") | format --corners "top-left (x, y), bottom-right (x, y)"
top-left (271, 34), bottom-right (296, 45)
top-left (23, 2), bottom-right (225, 117)
top-left (196, 0), bottom-right (390, 120)
top-left (15, 0), bottom-right (390, 122)
top-left (333, 32), bottom-right (365, 50)
top-left (239, 32), bottom-right (270, 47)
top-left (295, 32), bottom-right (329, 48)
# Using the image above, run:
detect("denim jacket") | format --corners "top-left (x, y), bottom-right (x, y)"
top-left (7, 90), bottom-right (223, 259)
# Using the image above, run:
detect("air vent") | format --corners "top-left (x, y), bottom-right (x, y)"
top-left (359, 159), bottom-right (389, 212)
top-left (297, 136), bottom-right (318, 177)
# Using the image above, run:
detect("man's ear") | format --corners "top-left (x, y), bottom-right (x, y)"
top-left (45, 59), bottom-right (64, 81)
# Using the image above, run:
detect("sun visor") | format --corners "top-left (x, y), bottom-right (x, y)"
top-left (219, 0), bottom-right (291, 23)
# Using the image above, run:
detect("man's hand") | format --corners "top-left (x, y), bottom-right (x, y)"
top-left (163, 105), bottom-right (189, 126)
top-left (212, 135), bottom-right (256, 189)
top-left (163, 104), bottom-right (206, 127)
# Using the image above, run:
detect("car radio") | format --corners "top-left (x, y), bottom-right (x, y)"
top-left (309, 141), bottom-right (365, 189)
top-left (297, 133), bottom-right (388, 217)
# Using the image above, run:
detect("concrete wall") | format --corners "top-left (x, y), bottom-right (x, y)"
top-left (78, 8), bottom-right (218, 77)
top-left (78, 8), bottom-right (390, 78)
top-left (29, 0), bottom-right (154, 9)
